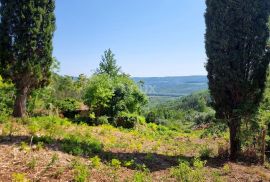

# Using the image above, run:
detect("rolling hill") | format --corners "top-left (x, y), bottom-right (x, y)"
top-left (133, 76), bottom-right (208, 97)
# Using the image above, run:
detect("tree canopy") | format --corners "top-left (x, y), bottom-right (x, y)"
top-left (0, 0), bottom-right (56, 117)
top-left (205, 0), bottom-right (270, 160)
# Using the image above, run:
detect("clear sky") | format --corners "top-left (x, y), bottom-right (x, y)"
top-left (53, 0), bottom-right (207, 77)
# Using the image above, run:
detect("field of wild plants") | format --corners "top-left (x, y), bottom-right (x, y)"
top-left (0, 116), bottom-right (269, 182)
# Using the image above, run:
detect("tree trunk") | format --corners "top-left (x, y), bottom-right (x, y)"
top-left (13, 87), bottom-right (28, 118)
top-left (229, 119), bottom-right (241, 161)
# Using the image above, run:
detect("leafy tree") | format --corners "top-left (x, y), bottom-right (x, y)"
top-left (0, 0), bottom-right (56, 117)
top-left (96, 49), bottom-right (121, 77)
top-left (84, 74), bottom-right (114, 116)
top-left (84, 74), bottom-right (147, 118)
top-left (205, 0), bottom-right (270, 160)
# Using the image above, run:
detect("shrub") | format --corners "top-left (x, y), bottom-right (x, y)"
top-left (171, 161), bottom-right (191, 181)
top-left (56, 98), bottom-right (80, 118)
top-left (146, 112), bottom-right (157, 123)
top-left (171, 158), bottom-right (206, 182)
top-left (115, 113), bottom-right (145, 129)
top-left (116, 116), bottom-right (136, 129)
top-left (95, 116), bottom-right (109, 125)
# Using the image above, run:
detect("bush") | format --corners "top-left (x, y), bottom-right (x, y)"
top-left (73, 161), bottom-right (89, 182)
top-left (116, 116), bottom-right (136, 129)
top-left (146, 112), bottom-right (157, 123)
top-left (171, 158), bottom-right (206, 182)
top-left (95, 116), bottom-right (109, 125)
top-left (56, 98), bottom-right (80, 118)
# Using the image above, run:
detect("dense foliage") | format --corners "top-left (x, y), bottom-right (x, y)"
top-left (83, 50), bottom-right (148, 127)
top-left (0, 76), bottom-right (15, 116)
top-left (205, 0), bottom-right (270, 160)
top-left (0, 0), bottom-right (56, 117)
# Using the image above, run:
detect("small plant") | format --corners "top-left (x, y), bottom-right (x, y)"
top-left (20, 142), bottom-right (30, 152)
top-left (171, 158), bottom-right (206, 182)
top-left (212, 171), bottom-right (223, 182)
top-left (73, 162), bottom-right (89, 182)
top-left (124, 159), bottom-right (135, 167)
top-left (132, 171), bottom-right (152, 182)
top-left (171, 161), bottom-right (191, 182)
top-left (12, 173), bottom-right (29, 182)
top-left (27, 158), bottom-right (37, 169)
top-left (135, 163), bottom-right (148, 172)
top-left (36, 142), bottom-right (44, 151)
top-left (222, 164), bottom-right (231, 174)
top-left (111, 159), bottom-right (121, 169)
top-left (39, 153), bottom-right (59, 177)
top-left (89, 155), bottom-right (101, 168)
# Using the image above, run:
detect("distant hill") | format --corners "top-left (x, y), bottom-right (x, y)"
top-left (133, 76), bottom-right (208, 97)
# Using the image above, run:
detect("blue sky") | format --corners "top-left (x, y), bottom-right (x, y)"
top-left (53, 0), bottom-right (207, 77)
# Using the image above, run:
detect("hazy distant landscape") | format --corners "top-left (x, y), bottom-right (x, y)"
top-left (134, 76), bottom-right (208, 97)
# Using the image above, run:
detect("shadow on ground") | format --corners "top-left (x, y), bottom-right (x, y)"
top-left (0, 135), bottom-right (195, 172)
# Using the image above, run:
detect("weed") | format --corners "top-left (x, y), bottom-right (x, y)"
top-left (73, 162), bottom-right (89, 182)
top-left (212, 171), bottom-right (223, 182)
top-left (171, 161), bottom-right (191, 182)
top-left (36, 142), bottom-right (44, 151)
top-left (171, 158), bottom-right (206, 182)
top-left (132, 171), bottom-right (152, 182)
top-left (12, 173), bottom-right (29, 182)
top-left (89, 155), bottom-right (101, 168)
top-left (111, 159), bottom-right (121, 169)
top-left (199, 145), bottom-right (213, 159)
top-left (124, 159), bottom-right (135, 167)
top-left (27, 157), bottom-right (37, 169)
top-left (222, 164), bottom-right (231, 174)
top-left (20, 142), bottom-right (30, 152)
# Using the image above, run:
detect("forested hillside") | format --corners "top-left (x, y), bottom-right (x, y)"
top-left (133, 76), bottom-right (208, 97)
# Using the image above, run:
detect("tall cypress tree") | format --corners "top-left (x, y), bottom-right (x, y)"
top-left (205, 0), bottom-right (270, 160)
top-left (0, 0), bottom-right (56, 117)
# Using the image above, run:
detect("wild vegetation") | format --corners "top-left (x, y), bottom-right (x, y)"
top-left (0, 0), bottom-right (270, 181)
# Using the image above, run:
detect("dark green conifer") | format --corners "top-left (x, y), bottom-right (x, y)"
top-left (0, 0), bottom-right (56, 117)
top-left (205, 0), bottom-right (270, 160)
